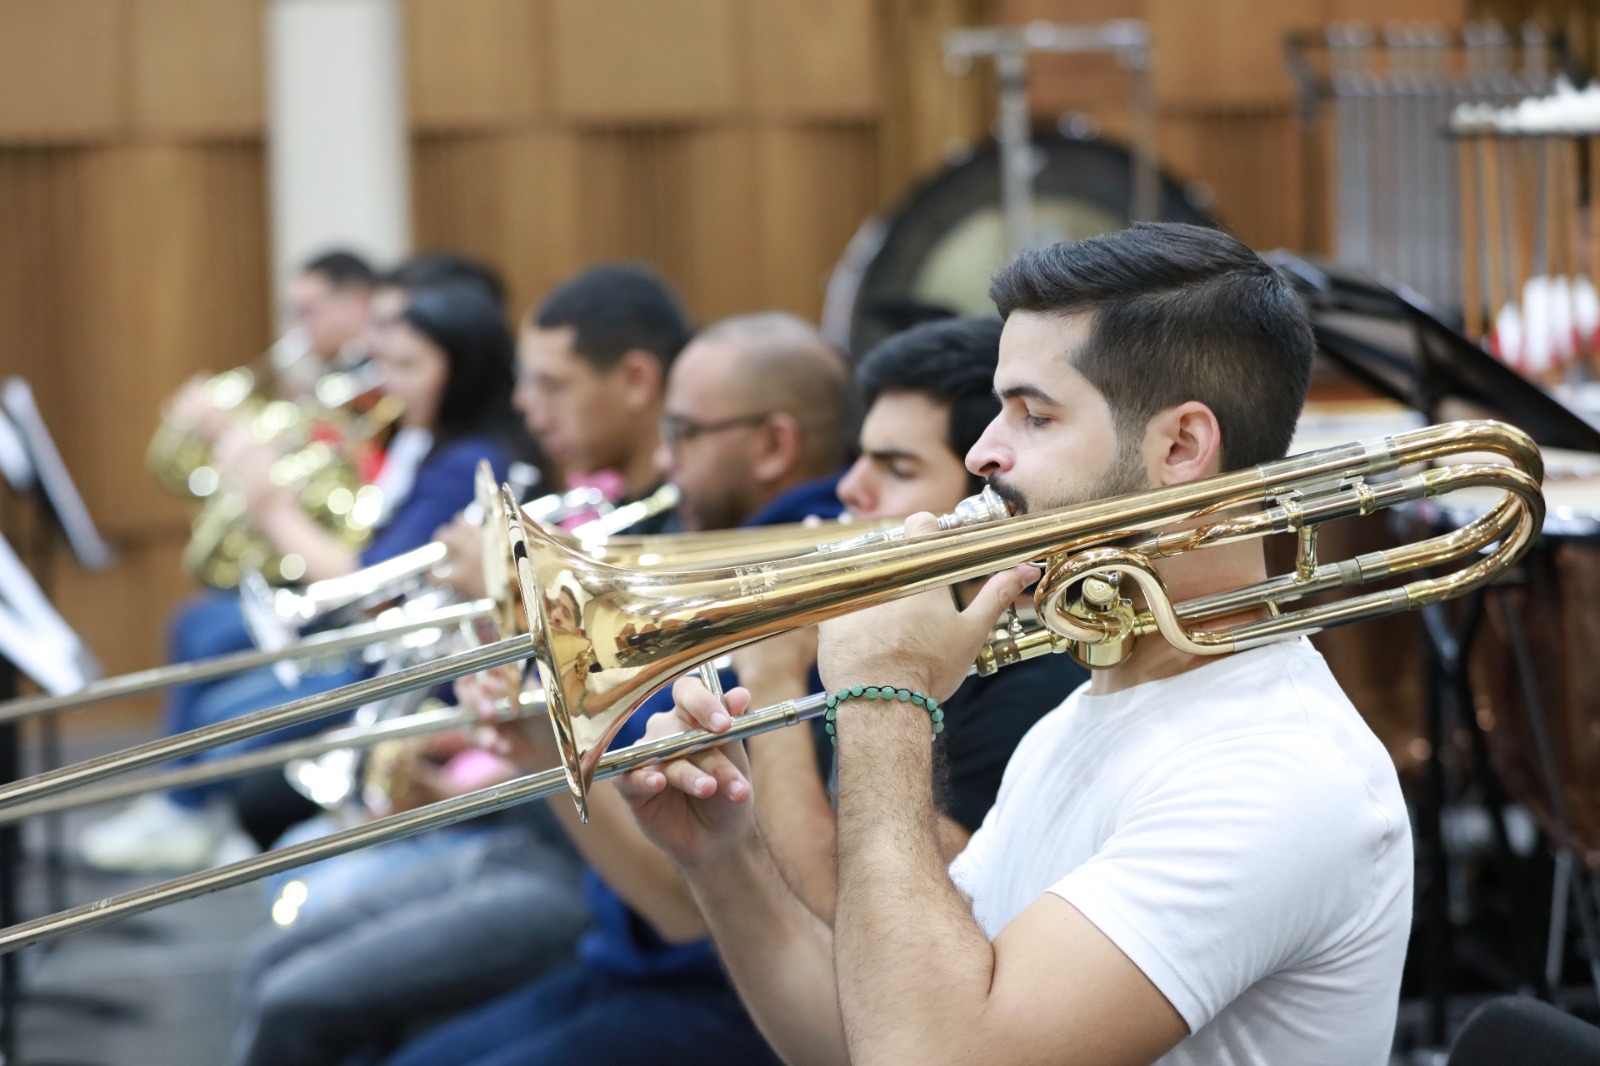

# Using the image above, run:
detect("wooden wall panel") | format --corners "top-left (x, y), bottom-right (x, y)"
top-left (1146, 0), bottom-right (1324, 109)
top-left (877, 0), bottom-right (991, 198)
top-left (414, 131), bottom-right (588, 316)
top-left (1157, 110), bottom-right (1306, 251)
top-left (747, 0), bottom-right (882, 119)
top-left (671, 126), bottom-right (764, 320)
top-left (406, 0), bottom-right (546, 130)
top-left (45, 537), bottom-right (193, 728)
top-left (60, 144), bottom-right (269, 536)
top-left (1330, 0), bottom-right (1467, 23)
top-left (551, 0), bottom-right (739, 122)
top-left (131, 0), bottom-right (265, 136)
top-left (0, 0), bottom-right (126, 143)
top-left (754, 124), bottom-right (881, 317)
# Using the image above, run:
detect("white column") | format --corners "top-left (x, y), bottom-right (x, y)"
top-left (266, 0), bottom-right (411, 312)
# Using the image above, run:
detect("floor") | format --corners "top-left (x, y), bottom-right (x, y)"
top-left (4, 725), bottom-right (267, 1066)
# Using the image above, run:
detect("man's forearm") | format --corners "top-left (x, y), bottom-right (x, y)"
top-left (550, 783), bottom-right (708, 943)
top-left (682, 826), bottom-right (850, 1066)
top-left (834, 703), bottom-right (997, 1065)
top-left (748, 722), bottom-right (840, 922)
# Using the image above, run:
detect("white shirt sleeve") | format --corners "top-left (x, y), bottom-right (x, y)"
top-left (1047, 732), bottom-right (1403, 1033)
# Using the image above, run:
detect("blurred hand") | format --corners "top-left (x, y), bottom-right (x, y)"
top-left (616, 674), bottom-right (757, 866)
top-left (456, 664), bottom-right (551, 772)
top-left (164, 376), bottom-right (231, 443)
top-left (213, 422), bottom-right (290, 516)
top-left (433, 513), bottom-right (487, 600)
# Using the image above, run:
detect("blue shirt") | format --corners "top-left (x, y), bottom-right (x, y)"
top-left (360, 435), bottom-right (509, 566)
top-left (577, 472), bottom-right (844, 980)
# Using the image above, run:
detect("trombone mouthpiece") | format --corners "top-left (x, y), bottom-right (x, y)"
top-left (939, 487), bottom-right (1010, 530)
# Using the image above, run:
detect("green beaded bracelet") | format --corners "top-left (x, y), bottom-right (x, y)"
top-left (821, 684), bottom-right (944, 745)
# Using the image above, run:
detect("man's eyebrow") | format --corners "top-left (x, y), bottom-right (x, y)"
top-left (996, 384), bottom-right (1059, 406)
top-left (864, 447), bottom-right (921, 463)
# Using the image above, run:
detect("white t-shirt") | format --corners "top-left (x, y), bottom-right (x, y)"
top-left (371, 426), bottom-right (433, 525)
top-left (948, 639), bottom-right (1412, 1066)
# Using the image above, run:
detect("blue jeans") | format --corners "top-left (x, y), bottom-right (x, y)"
top-left (230, 823), bottom-right (589, 1066)
top-left (377, 965), bottom-right (781, 1066)
top-left (165, 591), bottom-right (254, 742)
top-left (165, 663), bottom-right (363, 809)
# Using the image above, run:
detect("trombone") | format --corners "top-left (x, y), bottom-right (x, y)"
top-left (0, 692), bottom-right (546, 826)
top-left (0, 622), bottom-right (1069, 955)
top-left (0, 419), bottom-right (1546, 951)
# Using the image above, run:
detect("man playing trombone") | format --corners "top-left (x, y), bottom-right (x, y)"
top-left (621, 223), bottom-right (1413, 1066)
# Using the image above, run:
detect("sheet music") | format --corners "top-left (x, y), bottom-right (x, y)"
top-left (0, 531), bottom-right (96, 695)
top-left (2, 378), bottom-right (113, 570)
top-left (0, 410), bottom-right (30, 491)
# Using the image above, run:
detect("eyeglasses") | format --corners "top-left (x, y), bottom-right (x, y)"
top-left (658, 412), bottom-right (774, 451)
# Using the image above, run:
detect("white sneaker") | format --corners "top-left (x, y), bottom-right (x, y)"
top-left (77, 794), bottom-right (226, 873)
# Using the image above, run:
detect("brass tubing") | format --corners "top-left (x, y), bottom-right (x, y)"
top-left (0, 693), bottom-right (816, 955)
top-left (0, 622), bottom-right (1072, 955)
top-left (0, 695), bottom-right (539, 825)
top-left (0, 634), bottom-right (538, 811)
top-left (514, 421), bottom-right (1542, 809)
top-left (0, 598), bottom-right (495, 725)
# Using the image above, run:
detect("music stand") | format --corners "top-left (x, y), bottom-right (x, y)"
top-left (1, 379), bottom-right (112, 573)
top-left (0, 378), bottom-right (119, 1066)
top-left (1277, 252), bottom-right (1600, 1047)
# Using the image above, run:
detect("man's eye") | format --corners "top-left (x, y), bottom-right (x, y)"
top-left (1024, 413), bottom-right (1051, 428)
top-left (886, 465), bottom-right (915, 481)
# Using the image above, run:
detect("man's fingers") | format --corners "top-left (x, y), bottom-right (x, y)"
top-left (618, 767), bottom-right (667, 803)
top-left (658, 748), bottom-right (749, 801)
top-left (963, 564), bottom-right (1041, 629)
top-left (670, 676), bottom-right (738, 732)
top-left (902, 511), bottom-right (941, 538)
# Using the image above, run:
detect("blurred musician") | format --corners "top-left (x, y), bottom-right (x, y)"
top-left (435, 262), bottom-right (692, 597)
top-left (622, 225), bottom-right (1414, 1066)
top-left (80, 276), bottom-right (524, 874)
top-left (226, 264), bottom-right (696, 1066)
top-left (163, 250), bottom-right (377, 450)
top-left (373, 312), bottom-right (852, 1066)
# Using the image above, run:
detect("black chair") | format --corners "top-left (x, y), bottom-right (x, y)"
top-left (1449, 997), bottom-right (1600, 1066)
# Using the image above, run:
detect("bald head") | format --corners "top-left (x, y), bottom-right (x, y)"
top-left (659, 312), bottom-right (854, 530)
top-left (685, 312), bottom-right (853, 475)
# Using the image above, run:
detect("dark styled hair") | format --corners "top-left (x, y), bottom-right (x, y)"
top-left (857, 317), bottom-right (1003, 492)
top-left (399, 282), bottom-right (521, 452)
top-left (302, 249), bottom-right (377, 291)
top-left (988, 223), bottom-right (1313, 470)
top-left (533, 263), bottom-right (691, 374)
top-left (382, 252), bottom-right (507, 309)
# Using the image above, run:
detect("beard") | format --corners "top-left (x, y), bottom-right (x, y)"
top-left (986, 437), bottom-right (1148, 516)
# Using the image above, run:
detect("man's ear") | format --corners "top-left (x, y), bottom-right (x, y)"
top-left (750, 411), bottom-right (804, 483)
top-left (611, 349), bottom-right (663, 411)
top-left (1144, 401), bottom-right (1222, 486)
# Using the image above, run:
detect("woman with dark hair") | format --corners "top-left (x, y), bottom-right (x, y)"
top-left (237, 280), bottom-right (522, 580)
top-left (79, 281), bottom-right (523, 874)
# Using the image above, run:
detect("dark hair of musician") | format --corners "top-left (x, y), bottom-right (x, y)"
top-left (302, 249), bottom-right (378, 292)
top-left (988, 222), bottom-right (1313, 471)
top-left (533, 263), bottom-right (692, 374)
top-left (399, 282), bottom-right (523, 456)
top-left (857, 317), bottom-right (1003, 494)
top-left (383, 252), bottom-right (507, 308)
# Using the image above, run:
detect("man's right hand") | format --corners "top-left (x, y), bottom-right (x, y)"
top-left (616, 674), bottom-right (758, 867)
